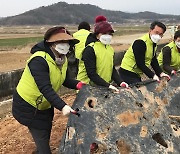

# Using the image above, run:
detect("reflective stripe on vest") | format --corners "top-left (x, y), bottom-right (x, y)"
top-left (121, 33), bottom-right (157, 76)
top-left (17, 51), bottom-right (67, 110)
top-left (77, 42), bottom-right (114, 84)
top-left (73, 29), bottom-right (90, 60)
top-left (158, 41), bottom-right (180, 70)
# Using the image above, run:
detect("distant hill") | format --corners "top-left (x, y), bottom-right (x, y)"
top-left (0, 2), bottom-right (179, 25)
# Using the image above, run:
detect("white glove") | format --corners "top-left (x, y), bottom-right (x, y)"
top-left (109, 85), bottom-right (119, 92)
top-left (160, 72), bottom-right (171, 81)
top-left (153, 74), bottom-right (160, 82)
top-left (120, 82), bottom-right (129, 88)
top-left (62, 105), bottom-right (75, 116)
top-left (171, 70), bottom-right (176, 75)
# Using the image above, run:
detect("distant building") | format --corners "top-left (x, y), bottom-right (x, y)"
top-left (169, 25), bottom-right (179, 38)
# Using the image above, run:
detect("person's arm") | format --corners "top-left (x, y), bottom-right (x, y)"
top-left (82, 46), bottom-right (110, 87)
top-left (162, 46), bottom-right (173, 74)
top-left (28, 57), bottom-right (66, 110)
top-left (112, 66), bottom-right (123, 85)
top-left (63, 68), bottom-right (79, 89)
top-left (132, 40), bottom-right (154, 78)
top-left (151, 53), bottom-right (163, 76)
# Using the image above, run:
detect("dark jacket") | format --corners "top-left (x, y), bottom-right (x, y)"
top-left (161, 46), bottom-right (175, 74)
top-left (85, 33), bottom-right (97, 46)
top-left (12, 41), bottom-right (79, 130)
top-left (82, 33), bottom-right (123, 87)
top-left (120, 40), bottom-right (162, 79)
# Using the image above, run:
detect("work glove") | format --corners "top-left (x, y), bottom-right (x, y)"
top-left (76, 81), bottom-right (86, 90)
top-left (160, 72), bottom-right (171, 81)
top-left (120, 81), bottom-right (129, 88)
top-left (62, 105), bottom-right (75, 116)
top-left (153, 74), bottom-right (160, 82)
top-left (171, 70), bottom-right (176, 76)
top-left (109, 85), bottom-right (119, 92)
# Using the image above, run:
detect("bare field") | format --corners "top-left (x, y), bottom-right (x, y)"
top-left (0, 25), bottom-right (172, 73)
top-left (0, 25), bottom-right (77, 39)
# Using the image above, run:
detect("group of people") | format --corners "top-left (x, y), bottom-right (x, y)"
top-left (12, 15), bottom-right (180, 154)
top-left (74, 16), bottom-right (128, 92)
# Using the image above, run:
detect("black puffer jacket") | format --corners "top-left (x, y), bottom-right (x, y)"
top-left (12, 41), bottom-right (79, 130)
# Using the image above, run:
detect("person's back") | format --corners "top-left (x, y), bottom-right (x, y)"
top-left (73, 22), bottom-right (90, 60)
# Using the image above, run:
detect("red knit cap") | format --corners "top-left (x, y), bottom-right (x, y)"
top-left (94, 21), bottom-right (114, 34)
top-left (95, 15), bottom-right (107, 23)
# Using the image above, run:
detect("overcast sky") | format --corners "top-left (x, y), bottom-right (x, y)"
top-left (1, 0), bottom-right (180, 17)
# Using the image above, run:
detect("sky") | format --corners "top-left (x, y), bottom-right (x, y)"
top-left (1, 0), bottom-right (180, 17)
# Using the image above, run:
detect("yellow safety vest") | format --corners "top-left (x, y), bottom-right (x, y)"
top-left (158, 41), bottom-right (180, 71)
top-left (73, 29), bottom-right (90, 60)
top-left (77, 42), bottom-right (114, 84)
top-left (17, 51), bottom-right (67, 110)
top-left (121, 33), bottom-right (157, 76)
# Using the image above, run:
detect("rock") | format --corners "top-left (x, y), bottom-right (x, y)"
top-left (59, 74), bottom-right (180, 154)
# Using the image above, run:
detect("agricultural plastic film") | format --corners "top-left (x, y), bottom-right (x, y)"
top-left (59, 74), bottom-right (180, 154)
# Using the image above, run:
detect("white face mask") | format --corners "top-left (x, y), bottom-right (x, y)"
top-left (55, 43), bottom-right (70, 55)
top-left (150, 34), bottom-right (161, 43)
top-left (99, 34), bottom-right (112, 45)
top-left (175, 41), bottom-right (180, 49)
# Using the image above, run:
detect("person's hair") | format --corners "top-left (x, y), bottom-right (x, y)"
top-left (78, 22), bottom-right (90, 31)
top-left (44, 26), bottom-right (71, 41)
top-left (174, 30), bottom-right (180, 40)
top-left (150, 21), bottom-right (166, 33)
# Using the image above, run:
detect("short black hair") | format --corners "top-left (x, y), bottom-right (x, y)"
top-left (174, 30), bottom-right (180, 40)
top-left (150, 21), bottom-right (166, 33)
top-left (78, 22), bottom-right (90, 31)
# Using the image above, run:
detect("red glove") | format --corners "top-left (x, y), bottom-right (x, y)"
top-left (120, 82), bottom-right (129, 88)
top-left (76, 82), bottom-right (86, 90)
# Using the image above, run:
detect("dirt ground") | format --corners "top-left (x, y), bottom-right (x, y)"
top-left (0, 31), bottom-right (172, 153)
top-left (0, 94), bottom-right (76, 154)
